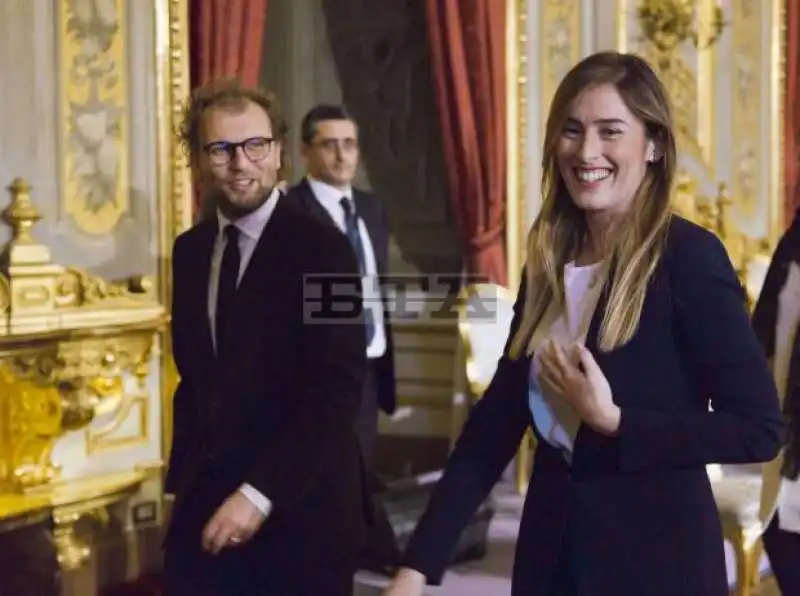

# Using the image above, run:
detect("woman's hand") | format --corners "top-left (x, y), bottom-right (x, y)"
top-left (539, 340), bottom-right (621, 436)
top-left (382, 567), bottom-right (426, 596)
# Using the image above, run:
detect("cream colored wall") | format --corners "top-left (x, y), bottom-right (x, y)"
top-left (0, 1), bottom-right (166, 483)
top-left (517, 0), bottom-right (784, 283)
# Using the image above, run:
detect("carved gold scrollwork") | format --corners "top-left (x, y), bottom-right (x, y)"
top-left (49, 470), bottom-right (144, 571)
top-left (637, 0), bottom-right (726, 56)
top-left (0, 366), bottom-right (62, 491)
top-left (0, 178), bottom-right (165, 493)
top-left (56, 268), bottom-right (154, 308)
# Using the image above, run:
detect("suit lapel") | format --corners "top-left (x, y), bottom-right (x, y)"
top-left (295, 178), bottom-right (338, 227)
top-left (293, 179), bottom-right (387, 276)
top-left (190, 221), bottom-right (218, 366)
top-left (236, 199), bottom-right (286, 295)
top-left (222, 199), bottom-right (291, 355)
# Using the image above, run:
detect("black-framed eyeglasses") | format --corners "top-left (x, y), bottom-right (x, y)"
top-left (203, 136), bottom-right (275, 165)
top-left (311, 138), bottom-right (359, 153)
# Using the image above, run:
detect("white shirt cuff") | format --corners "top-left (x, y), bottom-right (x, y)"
top-left (239, 483), bottom-right (273, 517)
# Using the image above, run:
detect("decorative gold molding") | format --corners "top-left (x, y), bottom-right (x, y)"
top-left (617, 0), bottom-right (630, 51)
top-left (730, 0), bottom-right (762, 220)
top-left (85, 377), bottom-right (149, 454)
top-left (0, 179), bottom-right (165, 493)
top-left (506, 0), bottom-right (528, 291)
top-left (0, 365), bottom-right (62, 489)
top-left (155, 0), bottom-right (192, 462)
top-left (50, 470), bottom-right (144, 571)
top-left (725, 0), bottom-right (785, 247)
top-left (619, 1), bottom-right (784, 247)
top-left (697, 0), bottom-right (718, 179)
top-left (58, 0), bottom-right (129, 235)
top-left (540, 0), bottom-right (582, 137)
top-left (769, 0), bottom-right (786, 245)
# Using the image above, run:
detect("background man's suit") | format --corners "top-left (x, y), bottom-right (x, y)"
top-left (288, 177), bottom-right (397, 456)
top-left (164, 193), bottom-right (371, 594)
top-left (287, 177), bottom-right (400, 571)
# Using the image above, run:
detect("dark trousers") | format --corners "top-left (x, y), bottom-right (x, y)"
top-left (164, 473), bottom-right (358, 596)
top-left (356, 362), bottom-right (400, 572)
top-left (164, 558), bottom-right (355, 596)
top-left (355, 362), bottom-right (380, 465)
top-left (164, 514), bottom-right (356, 596)
top-left (548, 527), bottom-right (579, 596)
top-left (763, 512), bottom-right (800, 594)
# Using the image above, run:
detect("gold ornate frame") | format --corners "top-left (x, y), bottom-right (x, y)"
top-left (155, 0), bottom-right (193, 459)
top-left (506, 0), bottom-right (531, 494)
top-left (505, 0), bottom-right (528, 292)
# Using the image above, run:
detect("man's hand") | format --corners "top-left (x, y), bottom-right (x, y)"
top-left (201, 491), bottom-right (266, 554)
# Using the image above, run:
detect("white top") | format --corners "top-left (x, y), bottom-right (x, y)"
top-left (771, 262), bottom-right (800, 532)
top-left (306, 176), bottom-right (387, 359)
top-left (528, 262), bottom-right (601, 460)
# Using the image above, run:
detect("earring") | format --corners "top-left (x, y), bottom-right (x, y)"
top-left (647, 148), bottom-right (656, 162)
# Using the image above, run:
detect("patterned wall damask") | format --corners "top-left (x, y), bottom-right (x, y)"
top-left (321, 0), bottom-right (461, 275)
top-left (59, 0), bottom-right (128, 237)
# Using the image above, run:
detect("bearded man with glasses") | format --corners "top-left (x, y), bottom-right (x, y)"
top-left (163, 80), bottom-right (371, 596)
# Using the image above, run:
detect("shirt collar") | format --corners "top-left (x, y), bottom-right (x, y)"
top-left (306, 175), bottom-right (353, 209)
top-left (217, 186), bottom-right (281, 241)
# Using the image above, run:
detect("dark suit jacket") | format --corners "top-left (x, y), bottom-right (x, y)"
top-left (402, 216), bottom-right (783, 596)
top-left (287, 178), bottom-right (397, 415)
top-left (752, 207), bottom-right (800, 480)
top-left (164, 196), bottom-right (370, 574)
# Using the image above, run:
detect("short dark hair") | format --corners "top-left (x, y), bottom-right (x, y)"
top-left (177, 78), bottom-right (289, 161)
top-left (300, 104), bottom-right (355, 144)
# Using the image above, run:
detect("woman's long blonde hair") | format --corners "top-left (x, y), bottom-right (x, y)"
top-left (508, 52), bottom-right (677, 358)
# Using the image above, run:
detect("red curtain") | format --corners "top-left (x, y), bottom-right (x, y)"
top-left (425, 0), bottom-right (507, 286)
top-left (190, 0), bottom-right (268, 88)
top-left (189, 0), bottom-right (269, 218)
top-left (785, 0), bottom-right (800, 224)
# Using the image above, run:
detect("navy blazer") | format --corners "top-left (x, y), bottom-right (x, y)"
top-left (402, 216), bottom-right (783, 596)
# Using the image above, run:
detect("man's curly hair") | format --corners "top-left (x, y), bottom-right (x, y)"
top-left (177, 78), bottom-right (289, 162)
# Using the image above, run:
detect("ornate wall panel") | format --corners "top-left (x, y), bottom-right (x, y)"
top-left (154, 0), bottom-right (192, 462)
top-left (0, 1), bottom-right (192, 486)
top-left (615, 0), bottom-right (720, 201)
top-left (0, 0), bottom-right (192, 580)
top-left (514, 0), bottom-right (785, 295)
top-left (509, 0), bottom-right (582, 287)
top-left (59, 0), bottom-right (129, 236)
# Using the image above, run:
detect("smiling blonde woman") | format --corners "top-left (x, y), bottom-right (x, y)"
top-left (383, 51), bottom-right (783, 596)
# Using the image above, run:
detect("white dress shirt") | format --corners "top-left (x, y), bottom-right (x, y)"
top-left (208, 187), bottom-right (281, 516)
top-left (306, 176), bottom-right (387, 359)
top-left (528, 262), bottom-right (602, 461)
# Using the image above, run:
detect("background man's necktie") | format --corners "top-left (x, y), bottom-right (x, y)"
top-left (340, 197), bottom-right (375, 345)
top-left (215, 224), bottom-right (241, 355)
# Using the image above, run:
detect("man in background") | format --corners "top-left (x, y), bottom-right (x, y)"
top-left (287, 103), bottom-right (400, 574)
